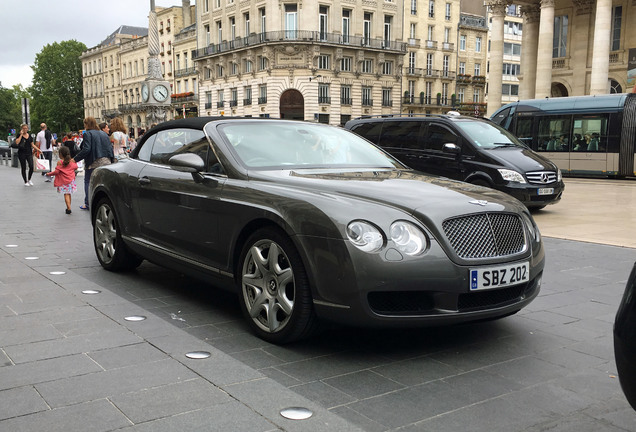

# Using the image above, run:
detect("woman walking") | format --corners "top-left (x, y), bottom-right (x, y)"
top-left (10, 124), bottom-right (39, 186)
top-left (109, 117), bottom-right (129, 160)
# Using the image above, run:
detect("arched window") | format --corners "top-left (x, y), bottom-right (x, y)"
top-left (610, 79), bottom-right (622, 94)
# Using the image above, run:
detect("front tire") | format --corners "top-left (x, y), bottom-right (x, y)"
top-left (238, 227), bottom-right (318, 344)
top-left (92, 198), bottom-right (143, 271)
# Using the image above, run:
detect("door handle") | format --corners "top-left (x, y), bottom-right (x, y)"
top-left (138, 177), bottom-right (151, 186)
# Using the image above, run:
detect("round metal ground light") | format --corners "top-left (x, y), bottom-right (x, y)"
top-left (124, 316), bottom-right (147, 322)
top-left (82, 290), bottom-right (101, 295)
top-left (185, 351), bottom-right (211, 359)
top-left (280, 407), bottom-right (313, 420)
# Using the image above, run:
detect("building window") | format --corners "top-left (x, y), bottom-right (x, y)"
top-left (318, 83), bottom-right (330, 104)
top-left (475, 36), bottom-right (482, 53)
top-left (457, 87), bottom-right (465, 103)
top-left (216, 64), bottom-right (224, 77)
top-left (216, 21), bottom-right (222, 43)
top-left (428, 0), bottom-right (435, 18)
top-left (244, 12), bottom-right (250, 36)
top-left (363, 13), bottom-right (372, 45)
top-left (502, 84), bottom-right (519, 96)
top-left (442, 82), bottom-right (448, 103)
top-left (230, 62), bottom-right (238, 75)
top-left (473, 88), bottom-right (481, 103)
top-left (427, 25), bottom-right (434, 42)
top-left (443, 55), bottom-right (449, 77)
top-left (504, 42), bottom-right (522, 56)
top-left (444, 27), bottom-right (450, 43)
top-left (611, 6), bottom-right (622, 51)
top-left (260, 7), bottom-right (266, 33)
top-left (217, 90), bottom-right (225, 108)
top-left (258, 56), bottom-right (268, 70)
top-left (426, 53), bottom-right (433, 74)
top-left (362, 59), bottom-right (373, 74)
top-left (410, 23), bottom-right (417, 40)
top-left (382, 61), bottom-right (393, 75)
top-left (230, 88), bottom-right (238, 106)
top-left (319, 6), bottom-right (328, 41)
top-left (318, 54), bottom-right (330, 70)
top-left (407, 80), bottom-right (415, 102)
top-left (553, 15), bottom-right (568, 58)
top-left (474, 63), bottom-right (481, 76)
top-left (244, 60), bottom-right (253, 73)
top-left (459, 61), bottom-right (465, 75)
top-left (384, 15), bottom-right (392, 46)
top-left (411, 0), bottom-right (417, 15)
top-left (341, 85), bottom-right (352, 105)
top-left (504, 21), bottom-right (523, 35)
top-left (244, 86), bottom-right (252, 105)
top-left (204, 25), bottom-right (210, 46)
top-left (503, 63), bottom-right (520, 75)
top-left (342, 9), bottom-right (351, 43)
top-left (362, 86), bottom-right (372, 106)
top-left (408, 52), bottom-right (416, 74)
top-left (382, 88), bottom-right (392, 107)
top-left (285, 4), bottom-right (298, 38)
top-left (259, 84), bottom-right (267, 104)
top-left (341, 56), bottom-right (352, 72)
top-left (445, 2), bottom-right (451, 20)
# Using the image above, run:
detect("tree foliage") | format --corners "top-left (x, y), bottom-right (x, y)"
top-left (30, 40), bottom-right (86, 135)
top-left (0, 83), bottom-right (27, 138)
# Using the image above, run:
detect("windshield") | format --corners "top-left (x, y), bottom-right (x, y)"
top-left (454, 120), bottom-right (527, 149)
top-left (216, 122), bottom-right (404, 170)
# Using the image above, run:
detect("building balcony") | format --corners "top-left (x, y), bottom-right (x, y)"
top-left (193, 30), bottom-right (407, 60)
top-left (405, 67), bottom-right (424, 77)
top-left (382, 100), bottom-right (393, 107)
top-left (440, 70), bottom-right (456, 80)
top-left (258, 97), bottom-right (267, 104)
top-left (216, 101), bottom-right (225, 108)
top-left (341, 97), bottom-right (352, 105)
top-left (229, 100), bottom-right (238, 107)
top-left (441, 42), bottom-right (454, 51)
top-left (205, 102), bottom-right (212, 109)
top-left (362, 99), bottom-right (373, 106)
top-left (424, 40), bottom-right (438, 50)
top-left (170, 94), bottom-right (197, 105)
top-left (471, 75), bottom-right (486, 85)
top-left (118, 103), bottom-right (145, 112)
top-left (552, 57), bottom-right (569, 69)
top-left (456, 74), bottom-right (472, 84)
top-left (318, 96), bottom-right (331, 104)
top-left (102, 108), bottom-right (120, 117)
top-left (175, 67), bottom-right (197, 78)
top-left (408, 38), bottom-right (421, 48)
top-left (243, 98), bottom-right (252, 105)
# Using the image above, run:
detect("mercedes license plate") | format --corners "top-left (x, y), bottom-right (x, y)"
top-left (537, 188), bottom-right (554, 195)
top-left (470, 262), bottom-right (530, 291)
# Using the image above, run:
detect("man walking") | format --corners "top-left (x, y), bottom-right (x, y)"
top-left (36, 123), bottom-right (54, 181)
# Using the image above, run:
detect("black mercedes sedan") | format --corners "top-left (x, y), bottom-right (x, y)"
top-left (89, 118), bottom-right (544, 344)
top-left (615, 263), bottom-right (636, 410)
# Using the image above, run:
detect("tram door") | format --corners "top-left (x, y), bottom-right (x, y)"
top-left (619, 95), bottom-right (636, 176)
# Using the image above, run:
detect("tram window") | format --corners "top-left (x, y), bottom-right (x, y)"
top-left (537, 115), bottom-right (571, 152)
top-left (514, 117), bottom-right (534, 149)
top-left (491, 107), bottom-right (511, 127)
top-left (572, 115), bottom-right (608, 152)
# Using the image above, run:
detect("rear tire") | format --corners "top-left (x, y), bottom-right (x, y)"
top-left (92, 198), bottom-right (143, 271)
top-left (238, 227), bottom-right (318, 344)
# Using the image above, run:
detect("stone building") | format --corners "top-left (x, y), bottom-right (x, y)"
top-left (486, 0), bottom-right (636, 115)
top-left (194, 0), bottom-right (407, 125)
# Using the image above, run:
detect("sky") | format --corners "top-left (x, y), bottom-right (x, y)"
top-left (0, 0), bottom-right (178, 89)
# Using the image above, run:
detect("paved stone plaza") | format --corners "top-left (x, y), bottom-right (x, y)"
top-left (1, 164), bottom-right (635, 431)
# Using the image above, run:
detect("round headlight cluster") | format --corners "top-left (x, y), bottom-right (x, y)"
top-left (346, 221), bottom-right (384, 253)
top-left (521, 213), bottom-right (541, 243)
top-left (390, 221), bottom-right (428, 256)
top-left (347, 220), bottom-right (428, 255)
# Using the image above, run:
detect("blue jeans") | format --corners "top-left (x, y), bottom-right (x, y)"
top-left (84, 168), bottom-right (93, 207)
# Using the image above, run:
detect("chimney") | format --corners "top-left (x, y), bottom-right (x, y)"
top-left (182, 0), bottom-right (192, 27)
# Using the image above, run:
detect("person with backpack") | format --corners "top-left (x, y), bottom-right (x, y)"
top-left (36, 123), bottom-right (54, 181)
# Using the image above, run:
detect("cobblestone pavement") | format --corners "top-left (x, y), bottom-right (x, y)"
top-left (1, 163), bottom-right (635, 431)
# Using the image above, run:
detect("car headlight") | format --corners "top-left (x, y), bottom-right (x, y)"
top-left (521, 213), bottom-right (541, 243)
top-left (498, 169), bottom-right (526, 184)
top-left (346, 221), bottom-right (384, 253)
top-left (557, 168), bottom-right (562, 182)
top-left (390, 221), bottom-right (429, 256)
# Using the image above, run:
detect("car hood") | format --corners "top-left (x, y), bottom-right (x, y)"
top-left (251, 168), bottom-right (526, 219)
top-left (483, 147), bottom-right (557, 173)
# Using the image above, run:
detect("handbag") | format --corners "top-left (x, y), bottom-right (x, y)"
top-left (34, 155), bottom-right (50, 172)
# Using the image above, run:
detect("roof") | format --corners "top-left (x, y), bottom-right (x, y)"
top-left (100, 25), bottom-right (148, 46)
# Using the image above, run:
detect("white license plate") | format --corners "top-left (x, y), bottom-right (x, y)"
top-left (470, 262), bottom-right (530, 291)
top-left (537, 188), bottom-right (554, 195)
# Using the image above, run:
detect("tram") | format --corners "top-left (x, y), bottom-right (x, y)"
top-left (491, 93), bottom-right (636, 177)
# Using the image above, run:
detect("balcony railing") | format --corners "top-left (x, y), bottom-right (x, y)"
top-left (170, 95), bottom-right (198, 105)
top-left (243, 98), bottom-right (252, 105)
top-left (258, 96), bottom-right (267, 104)
top-left (193, 30), bottom-right (407, 59)
top-left (405, 67), bottom-right (424, 77)
top-left (362, 99), bottom-right (373, 106)
top-left (318, 96), bottom-right (331, 104)
top-left (175, 67), bottom-right (196, 78)
top-left (382, 100), bottom-right (393, 107)
top-left (204, 102), bottom-right (212, 109)
top-left (341, 97), bottom-right (352, 105)
top-left (229, 100), bottom-right (238, 107)
top-left (217, 101), bottom-right (225, 108)
top-left (424, 40), bottom-right (438, 49)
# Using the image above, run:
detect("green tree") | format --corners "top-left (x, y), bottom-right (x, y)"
top-left (0, 83), bottom-right (25, 137)
top-left (30, 40), bottom-right (86, 136)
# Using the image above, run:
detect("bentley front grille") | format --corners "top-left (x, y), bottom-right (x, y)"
top-left (442, 213), bottom-right (526, 259)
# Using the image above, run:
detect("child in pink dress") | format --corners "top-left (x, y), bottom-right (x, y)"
top-left (46, 146), bottom-right (78, 214)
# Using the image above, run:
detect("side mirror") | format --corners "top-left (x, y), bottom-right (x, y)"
top-left (168, 153), bottom-right (204, 173)
top-left (443, 143), bottom-right (460, 155)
